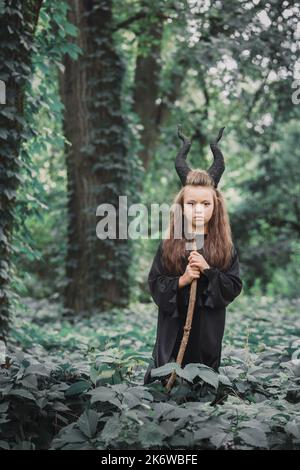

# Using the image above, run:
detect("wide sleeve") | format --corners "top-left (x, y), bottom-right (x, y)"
top-left (148, 241), bottom-right (181, 319)
top-left (202, 245), bottom-right (243, 309)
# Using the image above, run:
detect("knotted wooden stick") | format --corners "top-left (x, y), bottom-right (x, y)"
top-left (165, 236), bottom-right (201, 391)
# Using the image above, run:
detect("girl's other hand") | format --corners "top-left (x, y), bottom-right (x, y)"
top-left (179, 264), bottom-right (200, 287)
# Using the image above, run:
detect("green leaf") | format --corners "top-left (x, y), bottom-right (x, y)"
top-left (218, 374), bottom-right (232, 386)
top-left (88, 387), bottom-right (122, 408)
top-left (239, 428), bottom-right (268, 448)
top-left (8, 389), bottom-right (35, 401)
top-left (101, 414), bottom-right (120, 442)
top-left (0, 441), bottom-right (10, 450)
top-left (138, 422), bottom-right (165, 447)
top-left (150, 362), bottom-right (181, 378)
top-left (78, 410), bottom-right (99, 438)
top-left (65, 380), bottom-right (91, 397)
top-left (196, 369), bottom-right (219, 389)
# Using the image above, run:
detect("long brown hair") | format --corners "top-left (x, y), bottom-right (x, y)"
top-left (162, 169), bottom-right (233, 274)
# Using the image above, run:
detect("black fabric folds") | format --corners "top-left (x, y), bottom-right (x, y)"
top-left (143, 241), bottom-right (243, 385)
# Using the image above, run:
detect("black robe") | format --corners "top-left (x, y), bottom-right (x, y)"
top-left (143, 237), bottom-right (243, 385)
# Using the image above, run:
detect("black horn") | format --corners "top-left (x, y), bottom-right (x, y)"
top-left (175, 124), bottom-right (192, 186)
top-left (207, 126), bottom-right (225, 188)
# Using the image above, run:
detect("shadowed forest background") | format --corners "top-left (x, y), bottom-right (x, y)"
top-left (0, 0), bottom-right (300, 450)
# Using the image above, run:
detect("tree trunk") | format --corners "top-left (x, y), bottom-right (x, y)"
top-left (0, 0), bottom-right (43, 341)
top-left (133, 18), bottom-right (164, 171)
top-left (133, 22), bottom-right (190, 172)
top-left (60, 0), bottom-right (130, 316)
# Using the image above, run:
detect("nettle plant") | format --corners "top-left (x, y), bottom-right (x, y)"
top-left (1, 334), bottom-right (300, 450)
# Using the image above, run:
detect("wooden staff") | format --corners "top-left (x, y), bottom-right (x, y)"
top-left (165, 235), bottom-right (202, 391)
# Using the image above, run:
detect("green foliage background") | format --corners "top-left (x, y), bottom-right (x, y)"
top-left (1, 0), bottom-right (300, 451)
top-left (11, 0), bottom-right (300, 303)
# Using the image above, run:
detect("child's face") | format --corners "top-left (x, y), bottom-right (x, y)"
top-left (183, 185), bottom-right (214, 232)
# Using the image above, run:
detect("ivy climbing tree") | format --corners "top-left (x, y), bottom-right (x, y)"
top-left (60, 0), bottom-right (131, 315)
top-left (0, 0), bottom-right (43, 340)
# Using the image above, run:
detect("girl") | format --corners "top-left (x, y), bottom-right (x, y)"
top-left (143, 127), bottom-right (243, 386)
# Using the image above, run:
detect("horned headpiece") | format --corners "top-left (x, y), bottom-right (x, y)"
top-left (175, 125), bottom-right (226, 188)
